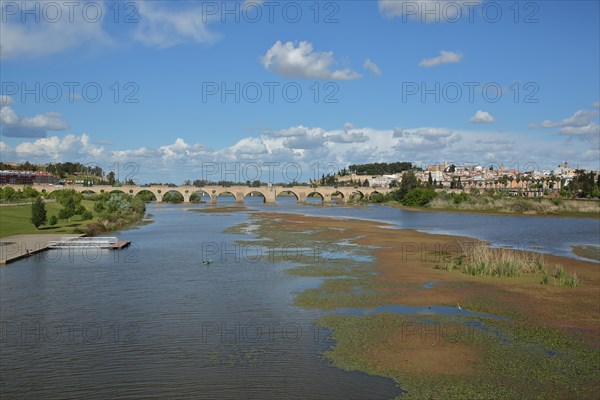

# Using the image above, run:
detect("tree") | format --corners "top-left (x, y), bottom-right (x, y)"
top-left (31, 197), bottom-right (47, 229)
top-left (428, 172), bottom-right (433, 187)
top-left (49, 215), bottom-right (58, 227)
top-left (58, 195), bottom-right (76, 221)
top-left (402, 188), bottom-right (437, 207)
top-left (107, 171), bottom-right (116, 185)
top-left (363, 179), bottom-right (370, 187)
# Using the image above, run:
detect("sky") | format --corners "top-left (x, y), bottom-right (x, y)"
top-left (1, 0), bottom-right (599, 184)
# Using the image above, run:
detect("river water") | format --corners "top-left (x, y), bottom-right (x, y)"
top-left (1, 201), bottom-right (598, 399)
top-left (249, 196), bottom-right (600, 262)
top-left (0, 203), bottom-right (401, 399)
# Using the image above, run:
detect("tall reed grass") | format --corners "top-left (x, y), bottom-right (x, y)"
top-left (437, 242), bottom-right (581, 287)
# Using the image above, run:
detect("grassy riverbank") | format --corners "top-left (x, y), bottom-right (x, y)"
top-left (388, 195), bottom-right (600, 218)
top-left (0, 200), bottom-right (98, 237)
top-left (229, 212), bottom-right (600, 399)
top-left (0, 192), bottom-right (148, 238)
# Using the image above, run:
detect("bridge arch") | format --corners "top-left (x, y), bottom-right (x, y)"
top-left (330, 191), bottom-right (345, 202)
top-left (80, 189), bottom-right (97, 196)
top-left (216, 190), bottom-right (238, 204)
top-left (368, 191), bottom-right (385, 202)
top-left (244, 190), bottom-right (266, 203)
top-left (134, 189), bottom-right (157, 202)
top-left (162, 189), bottom-right (184, 203)
top-left (306, 191), bottom-right (324, 204)
top-left (348, 189), bottom-right (365, 202)
top-left (276, 190), bottom-right (299, 202)
top-left (189, 189), bottom-right (211, 204)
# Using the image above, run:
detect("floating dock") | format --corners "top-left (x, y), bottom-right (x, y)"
top-left (111, 240), bottom-right (131, 250)
top-left (48, 237), bottom-right (119, 249)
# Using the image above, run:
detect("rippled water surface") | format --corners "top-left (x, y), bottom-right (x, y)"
top-left (2, 200), bottom-right (597, 399)
top-left (0, 204), bottom-right (401, 399)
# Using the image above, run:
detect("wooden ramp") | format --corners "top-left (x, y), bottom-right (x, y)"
top-left (111, 240), bottom-right (131, 250)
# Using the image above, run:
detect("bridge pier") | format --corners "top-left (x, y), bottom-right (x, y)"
top-left (235, 191), bottom-right (245, 204)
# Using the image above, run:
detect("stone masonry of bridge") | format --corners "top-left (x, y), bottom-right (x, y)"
top-left (6, 184), bottom-right (392, 204)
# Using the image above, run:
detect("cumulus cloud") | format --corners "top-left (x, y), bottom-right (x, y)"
top-left (133, 2), bottom-right (219, 48)
top-left (529, 108), bottom-right (600, 152)
top-left (529, 109), bottom-right (597, 130)
top-left (393, 127), bottom-right (459, 151)
top-left (4, 121), bottom-right (598, 182)
top-left (363, 58), bottom-right (382, 76)
top-left (0, 104), bottom-right (69, 138)
top-left (470, 110), bottom-right (496, 124)
top-left (265, 126), bottom-right (309, 138)
top-left (261, 41), bottom-right (361, 80)
top-left (326, 131), bottom-right (369, 143)
top-left (14, 134), bottom-right (102, 160)
top-left (0, 95), bottom-right (14, 106)
top-left (378, 0), bottom-right (480, 22)
top-left (419, 50), bottom-right (463, 67)
top-left (0, 2), bottom-right (111, 59)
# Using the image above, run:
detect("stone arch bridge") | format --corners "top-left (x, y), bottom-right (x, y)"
top-left (8, 184), bottom-right (391, 204)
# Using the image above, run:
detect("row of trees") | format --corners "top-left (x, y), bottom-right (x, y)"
top-left (0, 186), bottom-right (41, 201)
top-left (30, 189), bottom-right (93, 228)
top-left (0, 161), bottom-right (104, 179)
top-left (348, 162), bottom-right (417, 176)
top-left (565, 170), bottom-right (600, 198)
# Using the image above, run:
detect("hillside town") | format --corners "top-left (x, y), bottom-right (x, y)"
top-left (1, 161), bottom-right (598, 198)
top-left (336, 161), bottom-right (598, 197)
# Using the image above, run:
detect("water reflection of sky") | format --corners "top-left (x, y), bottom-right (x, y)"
top-left (241, 198), bottom-right (599, 262)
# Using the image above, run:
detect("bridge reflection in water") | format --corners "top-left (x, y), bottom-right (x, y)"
top-left (8, 184), bottom-right (391, 204)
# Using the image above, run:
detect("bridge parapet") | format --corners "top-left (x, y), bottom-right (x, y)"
top-left (2, 184), bottom-right (391, 204)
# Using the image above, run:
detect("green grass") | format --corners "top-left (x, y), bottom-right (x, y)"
top-left (319, 313), bottom-right (600, 399)
top-left (0, 200), bottom-right (99, 238)
top-left (438, 243), bottom-right (581, 288)
top-left (423, 195), bottom-right (600, 218)
top-left (438, 242), bottom-right (548, 278)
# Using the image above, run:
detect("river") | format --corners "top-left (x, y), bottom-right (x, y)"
top-left (1, 201), bottom-right (598, 399)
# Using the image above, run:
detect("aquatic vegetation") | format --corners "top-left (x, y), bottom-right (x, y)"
top-left (437, 243), bottom-right (583, 288)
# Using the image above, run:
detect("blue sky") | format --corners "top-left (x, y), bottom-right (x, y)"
top-left (1, 0), bottom-right (599, 183)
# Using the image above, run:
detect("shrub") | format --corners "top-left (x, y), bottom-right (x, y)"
top-left (402, 188), bottom-right (437, 207)
top-left (49, 215), bottom-right (58, 226)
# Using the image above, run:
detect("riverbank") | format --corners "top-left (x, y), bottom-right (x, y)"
top-left (241, 212), bottom-right (600, 399)
top-left (386, 203), bottom-right (600, 219)
top-left (0, 233), bottom-right (84, 264)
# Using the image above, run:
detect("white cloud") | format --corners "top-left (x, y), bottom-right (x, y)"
top-left (0, 106), bottom-right (69, 138)
top-left (0, 95), bottom-right (14, 106)
top-left (0, 2), bottom-right (111, 59)
top-left (133, 2), bottom-right (219, 48)
top-left (470, 110), bottom-right (496, 124)
top-left (4, 121), bottom-right (598, 182)
top-left (266, 126), bottom-right (309, 138)
top-left (593, 101), bottom-right (600, 108)
top-left (529, 108), bottom-right (600, 151)
top-left (393, 127), bottom-right (459, 152)
top-left (419, 50), bottom-right (463, 67)
top-left (261, 41), bottom-right (361, 80)
top-left (326, 131), bottom-right (369, 143)
top-left (530, 109), bottom-right (598, 129)
top-left (14, 134), bottom-right (102, 160)
top-left (363, 58), bottom-right (382, 76)
top-left (378, 1), bottom-right (480, 22)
